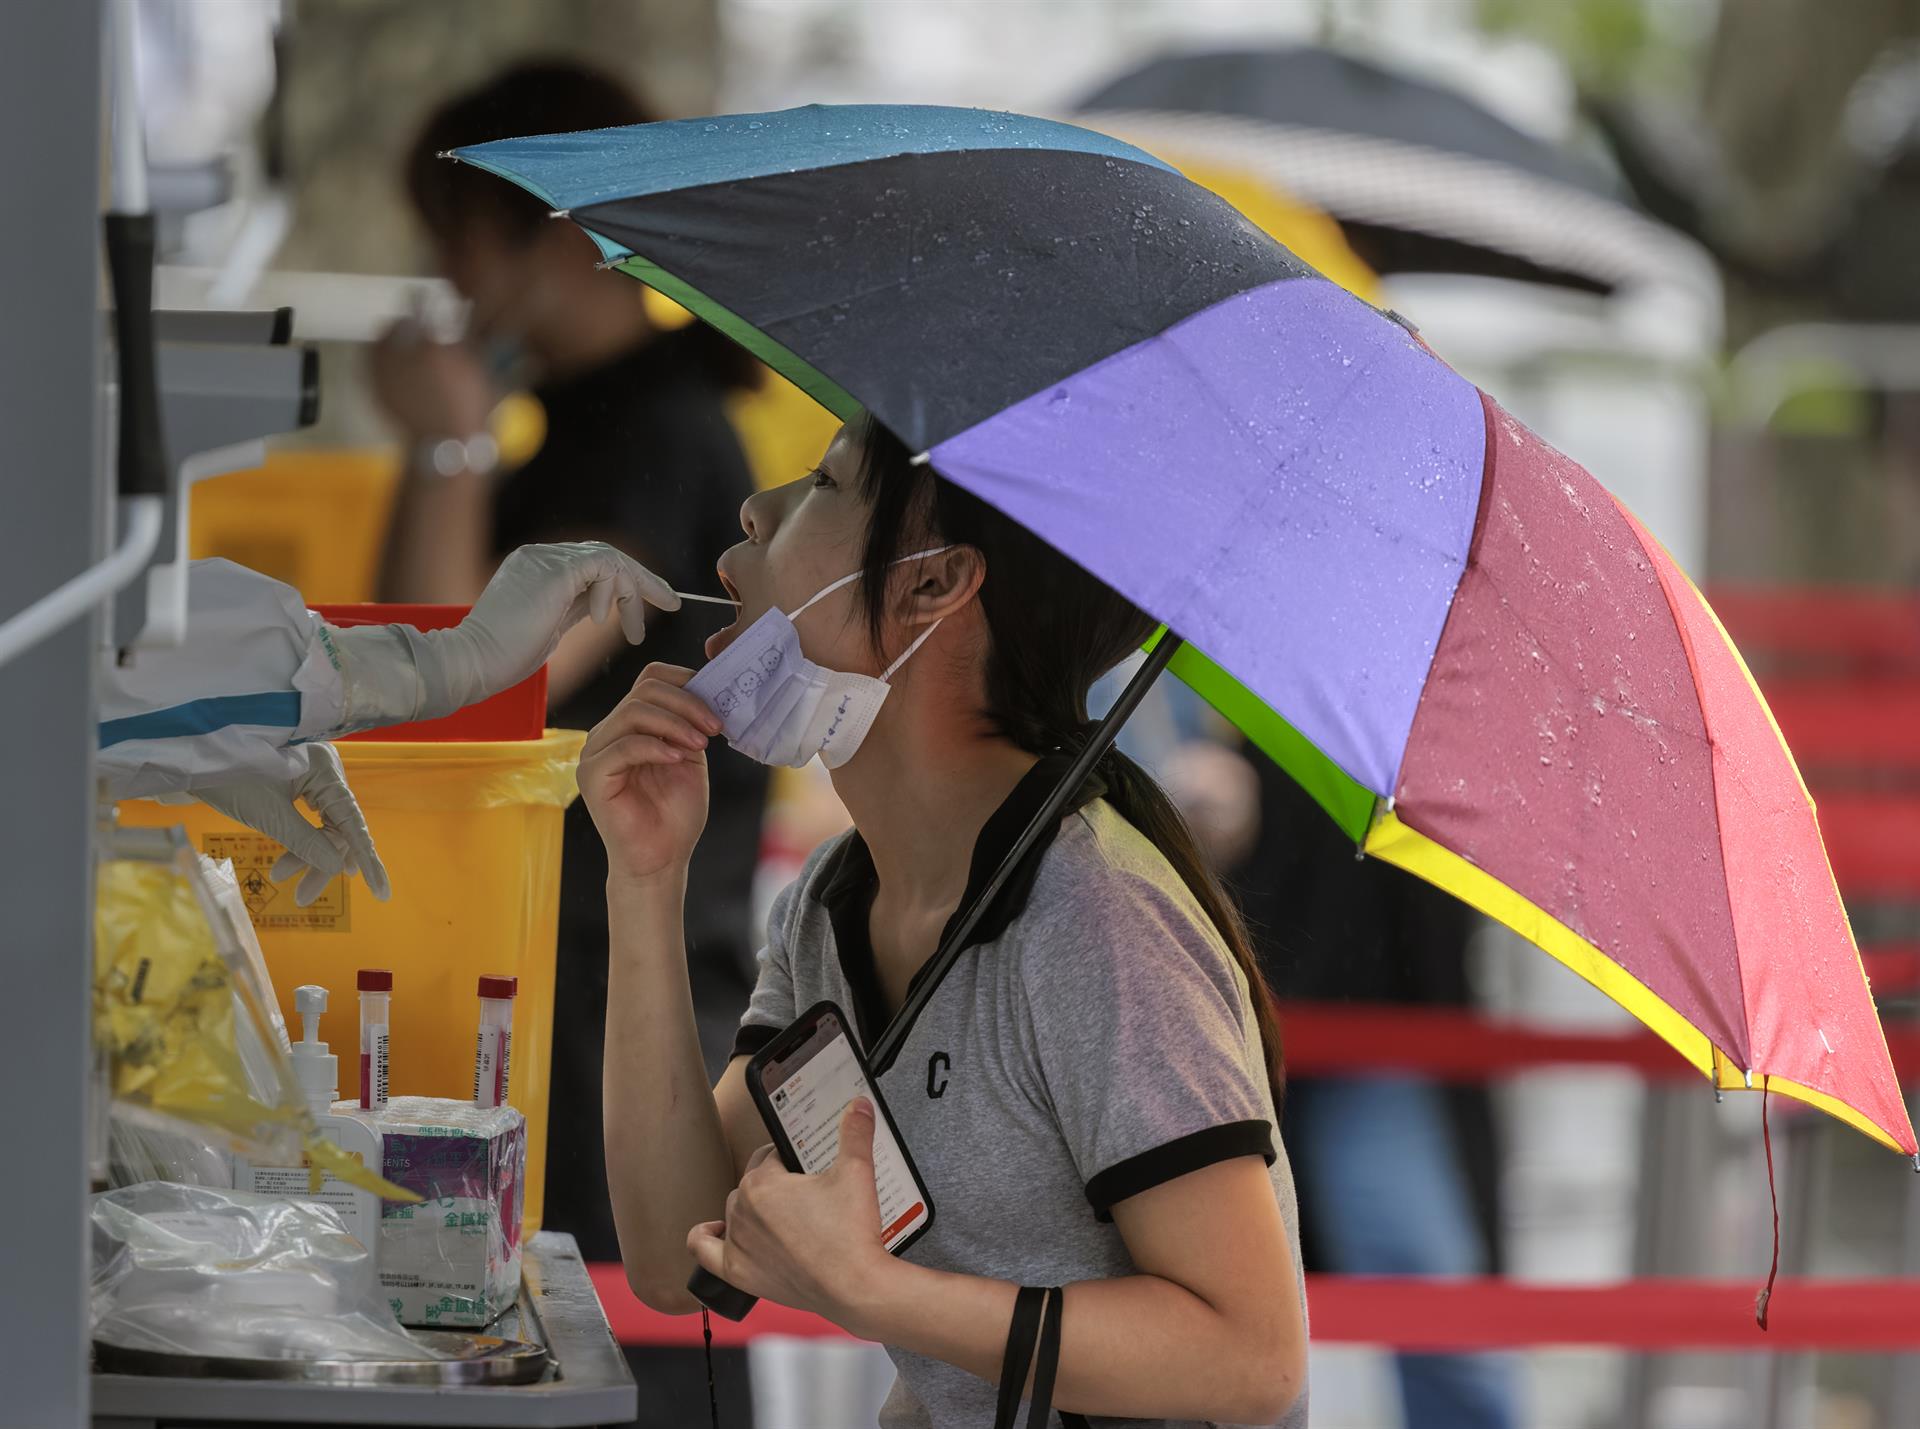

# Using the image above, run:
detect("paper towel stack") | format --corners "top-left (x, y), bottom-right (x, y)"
top-left (342, 1095), bottom-right (526, 1328)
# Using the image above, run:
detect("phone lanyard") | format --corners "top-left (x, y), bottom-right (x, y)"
top-left (702, 1309), bottom-right (719, 1428)
top-left (992, 1284), bottom-right (1090, 1429)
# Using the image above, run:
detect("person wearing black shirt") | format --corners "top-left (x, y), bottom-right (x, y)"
top-left (371, 65), bottom-right (770, 1288)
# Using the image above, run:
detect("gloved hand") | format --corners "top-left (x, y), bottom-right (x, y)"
top-left (329, 542), bottom-right (679, 730)
top-left (192, 743), bottom-right (391, 907)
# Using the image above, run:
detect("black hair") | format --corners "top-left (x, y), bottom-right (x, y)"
top-left (404, 59), bottom-right (760, 392)
top-left (852, 414), bottom-right (1286, 1111)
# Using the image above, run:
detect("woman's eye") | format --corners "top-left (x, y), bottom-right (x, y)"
top-left (810, 468), bottom-right (837, 490)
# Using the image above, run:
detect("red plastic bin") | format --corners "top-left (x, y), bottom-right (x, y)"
top-left (313, 603), bottom-right (547, 742)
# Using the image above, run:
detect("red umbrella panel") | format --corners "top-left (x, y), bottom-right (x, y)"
top-left (1369, 398), bottom-right (1914, 1154)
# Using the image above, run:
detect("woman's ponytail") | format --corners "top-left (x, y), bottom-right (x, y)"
top-left (1071, 733), bottom-right (1286, 1114)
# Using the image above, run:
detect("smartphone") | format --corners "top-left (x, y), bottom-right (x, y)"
top-left (687, 1001), bottom-right (935, 1321)
top-left (748, 1001), bottom-right (935, 1254)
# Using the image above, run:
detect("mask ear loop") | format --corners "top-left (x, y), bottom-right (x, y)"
top-left (877, 545), bottom-right (955, 682)
top-left (784, 546), bottom-right (953, 622)
top-left (881, 617), bottom-right (943, 682)
top-left (787, 547), bottom-right (956, 681)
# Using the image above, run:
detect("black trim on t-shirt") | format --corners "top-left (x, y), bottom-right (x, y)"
top-left (1083, 1119), bottom-right (1277, 1222)
top-left (811, 755), bottom-right (1107, 1055)
top-left (730, 1022), bottom-right (783, 1061)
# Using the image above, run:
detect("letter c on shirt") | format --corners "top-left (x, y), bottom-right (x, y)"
top-left (927, 1050), bottom-right (951, 1099)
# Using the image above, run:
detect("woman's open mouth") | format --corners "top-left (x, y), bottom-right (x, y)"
top-left (703, 569), bottom-right (748, 661)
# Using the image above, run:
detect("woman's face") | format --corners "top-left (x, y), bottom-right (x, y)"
top-left (706, 425), bottom-right (887, 675)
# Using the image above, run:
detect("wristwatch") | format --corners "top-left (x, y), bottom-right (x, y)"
top-left (420, 431), bottom-right (500, 479)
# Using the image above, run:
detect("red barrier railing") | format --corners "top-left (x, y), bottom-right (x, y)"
top-left (589, 1271), bottom-right (1920, 1352)
top-left (1708, 587), bottom-right (1920, 674)
top-left (1273, 997), bottom-right (1920, 1083)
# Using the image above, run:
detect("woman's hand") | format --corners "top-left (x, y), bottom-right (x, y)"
top-left (578, 664), bottom-right (723, 885)
top-left (686, 1100), bottom-right (898, 1334)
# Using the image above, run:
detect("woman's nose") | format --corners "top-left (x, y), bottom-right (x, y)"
top-left (739, 487), bottom-right (773, 542)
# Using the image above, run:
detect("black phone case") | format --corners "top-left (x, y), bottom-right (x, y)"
top-left (744, 999), bottom-right (937, 1258)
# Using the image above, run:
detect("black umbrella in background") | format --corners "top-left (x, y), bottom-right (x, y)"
top-left (1077, 46), bottom-right (1711, 297)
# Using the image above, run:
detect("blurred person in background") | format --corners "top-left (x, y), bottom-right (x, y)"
top-left (1231, 763), bottom-right (1516, 1429)
top-left (370, 61), bottom-right (769, 1281)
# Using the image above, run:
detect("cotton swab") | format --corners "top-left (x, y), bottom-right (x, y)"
top-left (673, 591), bottom-right (742, 607)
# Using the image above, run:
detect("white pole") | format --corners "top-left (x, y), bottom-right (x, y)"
top-left (108, 0), bottom-right (147, 215)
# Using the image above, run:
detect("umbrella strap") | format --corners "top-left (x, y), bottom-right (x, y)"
top-left (866, 632), bottom-right (1185, 1075)
top-left (1756, 1077), bottom-right (1780, 1330)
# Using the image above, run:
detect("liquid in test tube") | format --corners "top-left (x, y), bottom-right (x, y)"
top-left (358, 969), bottom-right (392, 1111)
top-left (474, 974), bottom-right (517, 1109)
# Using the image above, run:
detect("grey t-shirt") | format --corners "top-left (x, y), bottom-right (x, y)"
top-left (735, 773), bottom-right (1309, 1429)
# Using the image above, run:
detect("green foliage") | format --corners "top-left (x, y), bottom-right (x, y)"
top-left (1477, 0), bottom-right (1694, 96)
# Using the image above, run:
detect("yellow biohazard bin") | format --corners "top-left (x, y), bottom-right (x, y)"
top-left (118, 728), bottom-right (587, 1235)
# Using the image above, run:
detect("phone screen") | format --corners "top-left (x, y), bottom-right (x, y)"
top-left (760, 1010), bottom-right (930, 1252)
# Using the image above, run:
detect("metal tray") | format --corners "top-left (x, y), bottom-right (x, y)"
top-left (91, 1330), bottom-right (551, 1387)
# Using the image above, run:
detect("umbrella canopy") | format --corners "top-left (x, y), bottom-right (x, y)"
top-left (1075, 47), bottom-right (1711, 298)
top-left (453, 104), bottom-right (1913, 1155)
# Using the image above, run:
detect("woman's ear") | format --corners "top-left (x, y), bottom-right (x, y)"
top-left (901, 546), bottom-right (985, 627)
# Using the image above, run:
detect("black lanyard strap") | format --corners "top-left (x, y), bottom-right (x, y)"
top-left (866, 632), bottom-right (1184, 1075)
top-left (993, 1285), bottom-right (1049, 1429)
top-left (1025, 1286), bottom-right (1066, 1429)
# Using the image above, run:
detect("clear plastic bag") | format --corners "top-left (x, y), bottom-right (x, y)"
top-left (91, 1181), bottom-right (445, 1361)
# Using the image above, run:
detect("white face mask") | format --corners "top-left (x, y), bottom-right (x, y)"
top-left (686, 548), bottom-right (950, 770)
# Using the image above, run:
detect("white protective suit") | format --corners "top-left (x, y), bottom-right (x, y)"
top-left (99, 546), bottom-right (676, 902)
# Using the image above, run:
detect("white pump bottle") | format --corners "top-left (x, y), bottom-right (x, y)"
top-left (236, 984), bottom-right (383, 1262)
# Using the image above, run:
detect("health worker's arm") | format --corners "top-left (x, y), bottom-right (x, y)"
top-left (97, 558), bottom-right (342, 800)
top-left (582, 666), bottom-right (771, 1311)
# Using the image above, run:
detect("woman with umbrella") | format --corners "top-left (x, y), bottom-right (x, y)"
top-left (579, 416), bottom-right (1309, 1428)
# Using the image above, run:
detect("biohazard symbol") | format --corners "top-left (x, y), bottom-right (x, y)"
top-left (203, 831), bottom-right (349, 932)
top-left (239, 865), bottom-right (276, 915)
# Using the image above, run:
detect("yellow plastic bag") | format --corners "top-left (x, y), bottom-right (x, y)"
top-left (95, 849), bottom-right (415, 1202)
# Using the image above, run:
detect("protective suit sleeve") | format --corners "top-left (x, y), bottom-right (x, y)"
top-left (97, 559), bottom-right (347, 800)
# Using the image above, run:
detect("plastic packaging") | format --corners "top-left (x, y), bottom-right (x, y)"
top-left (102, 854), bottom-right (318, 1192)
top-left (474, 976), bottom-right (516, 1110)
top-left (370, 1096), bottom-right (526, 1328)
top-left (359, 969), bottom-right (392, 1111)
top-left (90, 1181), bottom-right (440, 1361)
top-left (117, 728), bottom-right (586, 1232)
top-left (95, 844), bottom-right (307, 1175)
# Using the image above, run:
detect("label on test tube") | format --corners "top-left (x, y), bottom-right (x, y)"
top-left (474, 1025), bottom-right (511, 1108)
top-left (361, 1024), bottom-right (389, 1108)
top-left (357, 969), bottom-right (393, 1112)
top-left (474, 974), bottom-right (516, 1109)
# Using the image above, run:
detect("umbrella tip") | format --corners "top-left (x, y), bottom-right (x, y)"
top-left (1911, 1154), bottom-right (1919, 1173)
top-left (549, 208), bottom-right (570, 220)
top-left (909, 450), bottom-right (932, 467)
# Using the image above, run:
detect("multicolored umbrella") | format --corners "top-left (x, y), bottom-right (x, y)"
top-left (451, 105), bottom-right (1914, 1156)
top-left (1075, 46), bottom-right (1711, 298)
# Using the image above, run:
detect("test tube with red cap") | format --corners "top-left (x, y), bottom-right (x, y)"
top-left (474, 974), bottom-right (517, 1109)
top-left (358, 969), bottom-right (392, 1111)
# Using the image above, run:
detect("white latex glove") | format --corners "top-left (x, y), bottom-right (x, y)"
top-left (329, 542), bottom-right (679, 729)
top-left (193, 744), bottom-right (391, 906)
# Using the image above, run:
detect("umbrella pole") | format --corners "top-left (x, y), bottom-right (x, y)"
top-left (867, 631), bottom-right (1186, 1073)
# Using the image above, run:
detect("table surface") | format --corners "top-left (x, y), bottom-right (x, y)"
top-left (90, 1232), bottom-right (637, 1429)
